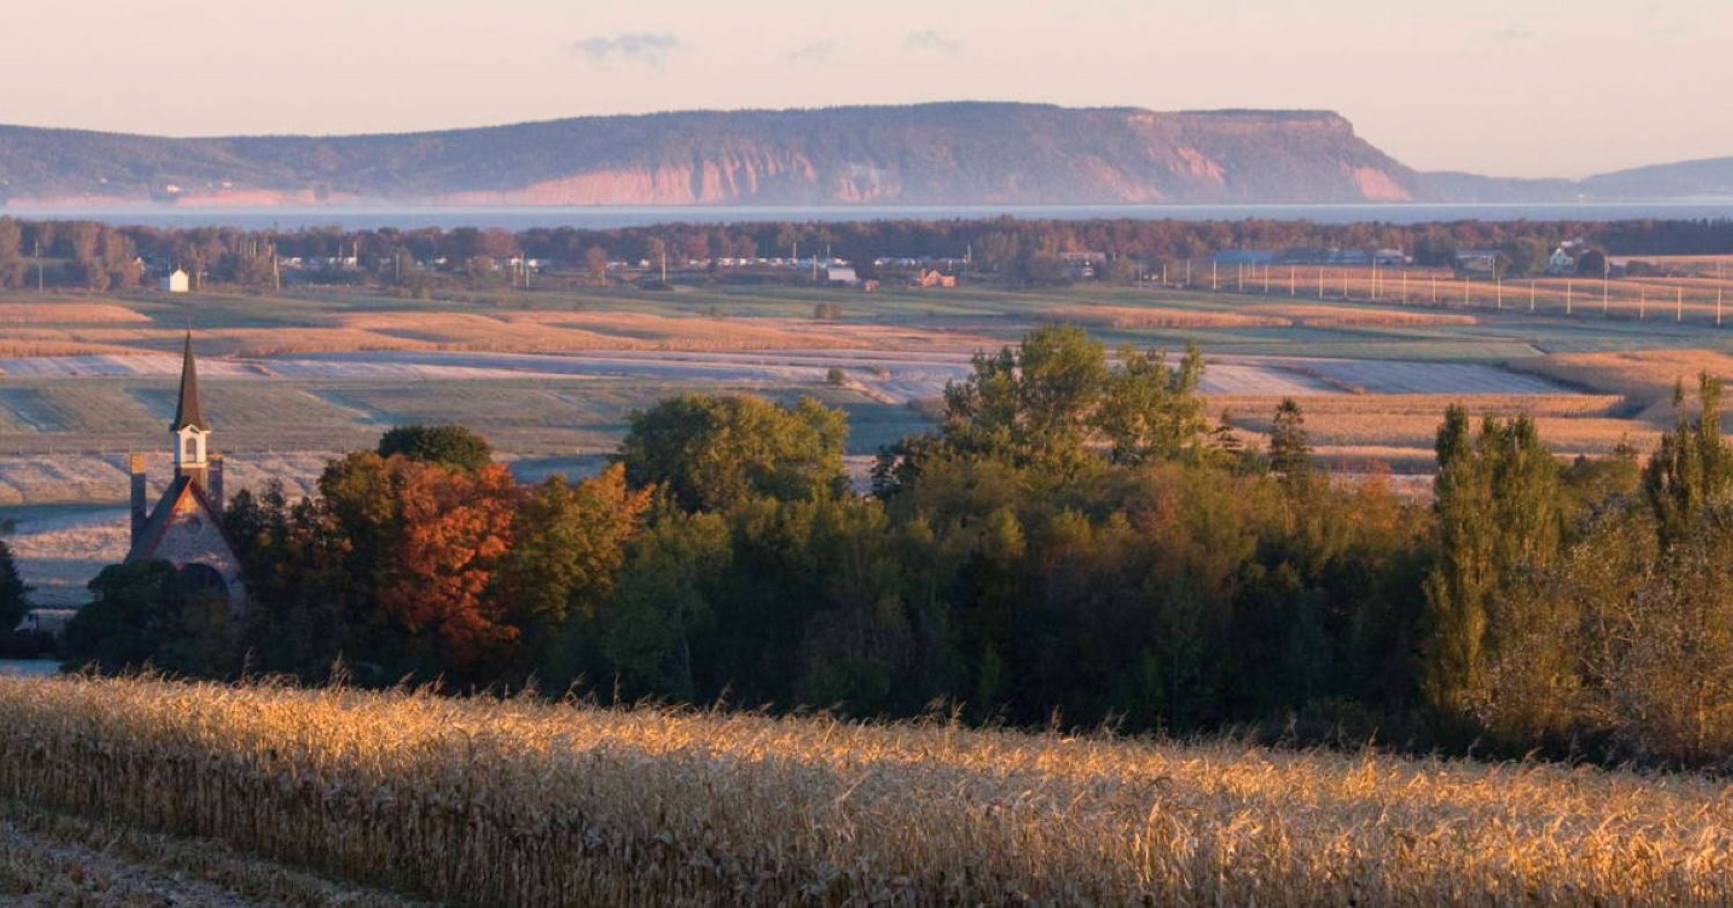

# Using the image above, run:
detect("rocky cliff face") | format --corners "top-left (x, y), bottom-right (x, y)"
top-left (0, 102), bottom-right (1587, 207)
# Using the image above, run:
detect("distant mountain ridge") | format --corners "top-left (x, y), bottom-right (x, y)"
top-left (0, 102), bottom-right (1722, 208)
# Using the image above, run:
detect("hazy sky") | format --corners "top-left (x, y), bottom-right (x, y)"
top-left (3, 0), bottom-right (1729, 178)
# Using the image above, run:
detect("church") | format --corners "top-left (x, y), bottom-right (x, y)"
top-left (126, 334), bottom-right (247, 610)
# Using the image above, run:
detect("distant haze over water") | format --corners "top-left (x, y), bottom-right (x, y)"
top-left (9, 202), bottom-right (1733, 231)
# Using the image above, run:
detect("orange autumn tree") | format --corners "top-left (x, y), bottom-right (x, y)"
top-left (315, 449), bottom-right (655, 680)
top-left (376, 460), bottom-right (521, 672)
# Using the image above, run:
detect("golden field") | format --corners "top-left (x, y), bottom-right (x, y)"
top-left (1, 675), bottom-right (1731, 907)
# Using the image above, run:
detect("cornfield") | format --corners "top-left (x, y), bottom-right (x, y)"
top-left (2, 675), bottom-right (1731, 906)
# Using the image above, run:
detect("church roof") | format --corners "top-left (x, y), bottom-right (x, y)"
top-left (171, 332), bottom-right (208, 432)
top-left (127, 475), bottom-right (231, 564)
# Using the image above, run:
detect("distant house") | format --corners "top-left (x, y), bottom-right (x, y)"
top-left (1372, 248), bottom-right (1409, 267)
top-left (1455, 249), bottom-right (1501, 275)
top-left (1545, 247), bottom-right (1576, 276)
top-left (1060, 251), bottom-right (1109, 279)
top-left (822, 265), bottom-right (859, 286)
top-left (911, 268), bottom-right (957, 289)
top-left (163, 268), bottom-right (190, 293)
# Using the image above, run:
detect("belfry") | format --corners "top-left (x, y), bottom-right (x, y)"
top-left (125, 333), bottom-right (246, 609)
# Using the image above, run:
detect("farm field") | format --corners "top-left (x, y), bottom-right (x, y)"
top-left (5, 280), bottom-right (1733, 605)
top-left (1, 674), bottom-right (1729, 907)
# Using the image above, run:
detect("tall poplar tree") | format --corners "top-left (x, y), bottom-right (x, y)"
top-left (1422, 408), bottom-right (1562, 725)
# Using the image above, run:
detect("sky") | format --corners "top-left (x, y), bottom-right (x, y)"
top-left (2, 0), bottom-right (1729, 179)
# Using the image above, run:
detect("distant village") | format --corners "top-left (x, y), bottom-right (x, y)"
top-left (5, 215), bottom-right (1728, 297)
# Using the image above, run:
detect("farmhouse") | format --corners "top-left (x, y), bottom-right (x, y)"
top-left (1455, 249), bottom-right (1501, 274)
top-left (163, 267), bottom-right (190, 293)
top-left (1060, 251), bottom-right (1108, 279)
top-left (911, 268), bottom-right (957, 289)
top-left (125, 334), bottom-right (246, 611)
top-left (822, 265), bottom-right (860, 286)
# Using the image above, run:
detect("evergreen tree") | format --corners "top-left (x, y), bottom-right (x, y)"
top-left (0, 218), bottom-right (25, 289)
top-left (1643, 373), bottom-right (1733, 549)
top-left (1267, 397), bottom-right (1313, 477)
top-left (0, 539), bottom-right (27, 633)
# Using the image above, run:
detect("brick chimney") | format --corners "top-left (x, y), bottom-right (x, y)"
top-left (209, 453), bottom-right (225, 513)
top-left (129, 453), bottom-right (147, 546)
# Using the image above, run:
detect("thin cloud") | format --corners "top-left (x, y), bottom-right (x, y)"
top-left (786, 40), bottom-right (837, 64)
top-left (905, 30), bottom-right (961, 54)
top-left (1485, 26), bottom-right (1535, 42)
top-left (569, 33), bottom-right (683, 68)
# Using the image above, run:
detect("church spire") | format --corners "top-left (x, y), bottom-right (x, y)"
top-left (171, 331), bottom-right (208, 433)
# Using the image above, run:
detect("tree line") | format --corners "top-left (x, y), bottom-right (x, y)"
top-left (39, 325), bottom-right (1733, 766)
top-left (1, 215), bottom-right (1730, 291)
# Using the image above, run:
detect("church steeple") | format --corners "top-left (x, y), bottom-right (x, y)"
top-left (172, 331), bottom-right (207, 432)
top-left (171, 332), bottom-right (212, 490)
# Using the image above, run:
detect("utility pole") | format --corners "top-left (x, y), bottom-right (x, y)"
top-left (1184, 259), bottom-right (1191, 287)
top-left (1263, 264), bottom-right (1270, 295)
top-left (1372, 260), bottom-right (1379, 301)
top-left (1566, 280), bottom-right (1572, 315)
top-left (1719, 288), bottom-right (1725, 327)
top-left (1401, 270), bottom-right (1408, 303)
top-left (660, 249), bottom-right (668, 284)
top-left (1640, 286), bottom-right (1646, 320)
top-left (34, 237), bottom-right (42, 293)
top-left (1316, 268), bottom-right (1323, 298)
top-left (1431, 273), bottom-right (1437, 305)
top-left (1211, 261), bottom-right (1218, 291)
top-left (1496, 275), bottom-right (1503, 310)
top-left (1677, 286), bottom-right (1683, 323)
top-left (1529, 280), bottom-right (1536, 313)
top-left (1236, 263), bottom-right (1243, 293)
top-left (1290, 266), bottom-right (1296, 297)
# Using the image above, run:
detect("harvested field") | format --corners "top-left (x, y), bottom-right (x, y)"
top-left (1210, 393), bottom-right (1624, 419)
top-left (0, 306), bottom-right (1003, 358)
top-left (1234, 411), bottom-right (1655, 454)
top-left (2, 675), bottom-right (1731, 907)
top-left (1269, 304), bottom-right (1478, 327)
top-left (1277, 358), bottom-right (1573, 395)
top-left (0, 302), bottom-right (149, 323)
top-left (1044, 304), bottom-right (1289, 329)
top-left (0, 354), bottom-right (261, 378)
top-left (1513, 350), bottom-right (1733, 400)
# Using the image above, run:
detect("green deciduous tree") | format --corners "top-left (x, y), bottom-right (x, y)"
top-left (616, 395), bottom-right (848, 512)
top-left (1098, 344), bottom-right (1208, 466)
top-left (63, 561), bottom-right (233, 675)
top-left (377, 424), bottom-right (494, 474)
top-left (1422, 408), bottom-right (1562, 726)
